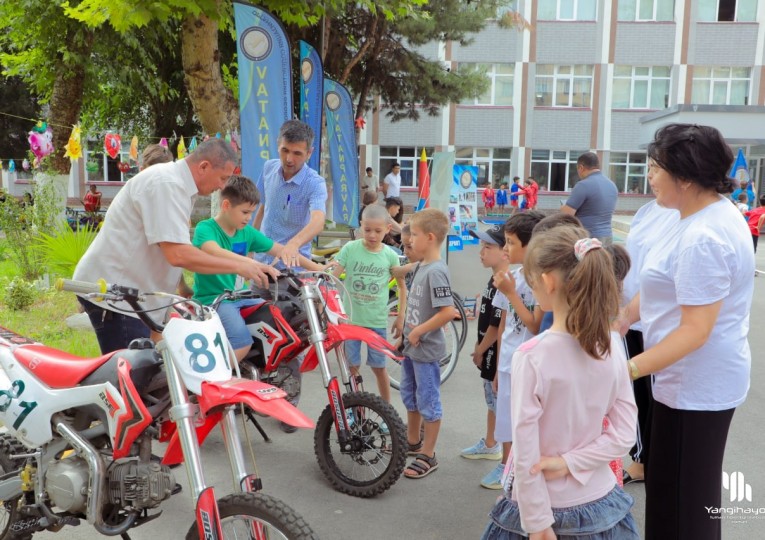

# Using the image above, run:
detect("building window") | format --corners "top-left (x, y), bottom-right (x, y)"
top-left (530, 149), bottom-right (588, 192)
top-left (538, 0), bottom-right (597, 20)
top-left (85, 140), bottom-right (139, 183)
top-left (612, 66), bottom-right (671, 109)
top-left (379, 146), bottom-right (434, 189)
top-left (535, 65), bottom-right (593, 108)
top-left (495, 0), bottom-right (520, 19)
top-left (610, 152), bottom-right (648, 193)
top-left (459, 64), bottom-right (514, 106)
top-left (454, 147), bottom-right (512, 188)
top-left (691, 67), bottom-right (750, 105)
top-left (617, 0), bottom-right (675, 21)
top-left (698, 0), bottom-right (757, 21)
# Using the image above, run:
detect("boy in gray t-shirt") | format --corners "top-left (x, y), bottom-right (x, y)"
top-left (399, 209), bottom-right (455, 480)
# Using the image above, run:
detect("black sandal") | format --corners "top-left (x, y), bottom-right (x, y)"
top-left (407, 439), bottom-right (423, 456)
top-left (404, 453), bottom-right (438, 479)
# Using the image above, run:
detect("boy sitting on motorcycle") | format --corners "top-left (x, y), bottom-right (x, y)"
top-left (192, 175), bottom-right (321, 362)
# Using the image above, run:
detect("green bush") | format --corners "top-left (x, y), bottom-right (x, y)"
top-left (35, 221), bottom-right (98, 278)
top-left (2, 277), bottom-right (38, 311)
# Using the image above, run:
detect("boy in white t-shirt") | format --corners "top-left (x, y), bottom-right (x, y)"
top-left (480, 211), bottom-right (546, 489)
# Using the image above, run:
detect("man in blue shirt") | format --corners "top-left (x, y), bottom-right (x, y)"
top-left (560, 152), bottom-right (618, 243)
top-left (253, 120), bottom-right (328, 269)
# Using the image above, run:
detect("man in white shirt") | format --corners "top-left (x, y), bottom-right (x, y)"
top-left (382, 163), bottom-right (402, 198)
top-left (74, 139), bottom-right (279, 354)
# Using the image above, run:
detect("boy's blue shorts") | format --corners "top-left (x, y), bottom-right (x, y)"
top-left (400, 357), bottom-right (442, 422)
top-left (344, 327), bottom-right (388, 368)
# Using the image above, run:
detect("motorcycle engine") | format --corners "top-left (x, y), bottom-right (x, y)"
top-left (46, 456), bottom-right (91, 513)
top-left (106, 460), bottom-right (175, 510)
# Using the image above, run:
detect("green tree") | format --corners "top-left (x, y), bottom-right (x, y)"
top-left (0, 1), bottom-right (94, 174)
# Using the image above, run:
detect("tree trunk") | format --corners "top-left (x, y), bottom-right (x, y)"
top-left (48, 26), bottom-right (94, 175)
top-left (181, 5), bottom-right (239, 134)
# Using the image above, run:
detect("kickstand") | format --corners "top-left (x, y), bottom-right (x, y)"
top-left (121, 533), bottom-right (132, 540)
top-left (244, 409), bottom-right (272, 443)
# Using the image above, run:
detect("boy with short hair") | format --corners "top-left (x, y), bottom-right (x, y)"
top-left (481, 211), bottom-right (546, 489)
top-left (460, 225), bottom-right (509, 463)
top-left (331, 204), bottom-right (407, 403)
top-left (192, 175), bottom-right (319, 362)
top-left (399, 208), bottom-right (454, 479)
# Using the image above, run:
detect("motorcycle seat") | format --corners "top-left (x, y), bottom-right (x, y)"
top-left (14, 345), bottom-right (115, 389)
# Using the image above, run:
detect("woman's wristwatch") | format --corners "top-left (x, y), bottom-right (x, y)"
top-left (628, 359), bottom-right (640, 380)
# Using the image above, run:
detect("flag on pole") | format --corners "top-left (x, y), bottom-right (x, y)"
top-left (730, 148), bottom-right (751, 188)
top-left (299, 41), bottom-right (323, 172)
top-left (416, 149), bottom-right (431, 211)
top-left (324, 78), bottom-right (360, 227)
top-left (234, 1), bottom-right (293, 181)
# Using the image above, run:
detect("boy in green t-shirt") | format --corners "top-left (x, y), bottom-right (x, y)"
top-left (331, 204), bottom-right (407, 403)
top-left (193, 175), bottom-right (318, 362)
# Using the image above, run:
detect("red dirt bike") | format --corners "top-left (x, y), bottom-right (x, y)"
top-left (0, 279), bottom-right (318, 539)
top-left (211, 269), bottom-right (408, 498)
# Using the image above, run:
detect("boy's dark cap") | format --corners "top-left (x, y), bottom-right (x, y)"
top-left (470, 225), bottom-right (505, 247)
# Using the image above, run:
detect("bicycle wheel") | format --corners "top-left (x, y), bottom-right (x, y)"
top-left (314, 391), bottom-right (407, 498)
top-left (451, 292), bottom-right (469, 351)
top-left (386, 297), bottom-right (460, 390)
top-left (185, 492), bottom-right (318, 540)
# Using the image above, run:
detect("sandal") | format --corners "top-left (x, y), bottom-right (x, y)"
top-left (404, 453), bottom-right (438, 479)
top-left (407, 439), bottom-right (423, 456)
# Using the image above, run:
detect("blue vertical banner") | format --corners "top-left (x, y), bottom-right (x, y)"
top-left (299, 41), bottom-right (323, 172)
top-left (452, 164), bottom-right (479, 245)
top-left (234, 1), bottom-right (292, 181)
top-left (324, 78), bottom-right (359, 227)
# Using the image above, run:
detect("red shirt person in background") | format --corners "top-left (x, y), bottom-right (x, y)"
top-left (83, 184), bottom-right (102, 213)
top-left (744, 194), bottom-right (765, 253)
top-left (520, 176), bottom-right (539, 210)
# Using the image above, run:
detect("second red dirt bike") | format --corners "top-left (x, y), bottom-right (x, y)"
top-left (212, 269), bottom-right (408, 498)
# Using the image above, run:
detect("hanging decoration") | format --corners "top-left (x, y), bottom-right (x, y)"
top-left (22, 159), bottom-right (30, 171)
top-left (63, 124), bottom-right (83, 161)
top-left (28, 122), bottom-right (54, 166)
top-left (355, 117), bottom-right (366, 129)
top-left (117, 161), bottom-right (130, 174)
top-left (188, 137), bottom-right (198, 153)
top-left (159, 137), bottom-right (168, 148)
top-left (129, 136), bottom-right (139, 162)
top-left (230, 129), bottom-right (241, 152)
top-left (104, 133), bottom-right (121, 159)
top-left (8, 160), bottom-right (15, 173)
top-left (177, 136), bottom-right (187, 159)
top-left (86, 160), bottom-right (99, 174)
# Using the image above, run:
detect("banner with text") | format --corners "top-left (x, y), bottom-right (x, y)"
top-left (234, 1), bottom-right (292, 181)
top-left (299, 41), bottom-right (323, 172)
top-left (452, 164), bottom-right (479, 246)
top-left (324, 78), bottom-right (359, 227)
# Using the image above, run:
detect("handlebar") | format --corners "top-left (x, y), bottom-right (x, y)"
top-left (55, 278), bottom-right (109, 295)
top-left (56, 278), bottom-right (205, 333)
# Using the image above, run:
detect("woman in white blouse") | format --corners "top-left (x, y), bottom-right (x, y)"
top-left (621, 123), bottom-right (755, 540)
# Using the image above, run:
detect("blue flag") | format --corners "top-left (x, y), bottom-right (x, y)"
top-left (324, 78), bottom-right (359, 227)
top-left (234, 2), bottom-right (292, 182)
top-left (730, 148), bottom-right (751, 188)
top-left (299, 41), bottom-right (323, 172)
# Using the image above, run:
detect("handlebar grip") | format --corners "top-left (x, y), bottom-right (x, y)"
top-left (55, 278), bottom-right (108, 295)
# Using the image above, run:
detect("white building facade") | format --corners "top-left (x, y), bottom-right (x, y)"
top-left (359, 0), bottom-right (765, 211)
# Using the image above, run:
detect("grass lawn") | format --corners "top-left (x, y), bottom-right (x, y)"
top-left (0, 253), bottom-right (100, 357)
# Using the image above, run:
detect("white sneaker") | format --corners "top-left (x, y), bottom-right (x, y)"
top-left (480, 462), bottom-right (505, 490)
top-left (460, 438), bottom-right (502, 460)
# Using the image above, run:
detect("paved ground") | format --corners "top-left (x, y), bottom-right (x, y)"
top-left (37, 220), bottom-right (765, 539)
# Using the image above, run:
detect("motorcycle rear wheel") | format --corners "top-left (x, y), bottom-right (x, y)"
top-left (184, 492), bottom-right (318, 540)
top-left (314, 391), bottom-right (407, 498)
top-left (0, 434), bottom-right (31, 540)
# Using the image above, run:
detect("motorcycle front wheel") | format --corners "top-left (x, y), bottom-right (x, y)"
top-left (314, 391), bottom-right (407, 498)
top-left (185, 492), bottom-right (318, 540)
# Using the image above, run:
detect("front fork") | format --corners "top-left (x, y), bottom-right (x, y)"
top-left (157, 341), bottom-right (228, 537)
top-left (299, 283), bottom-right (357, 440)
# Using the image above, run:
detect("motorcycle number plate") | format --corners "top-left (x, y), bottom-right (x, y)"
top-left (163, 312), bottom-right (233, 395)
